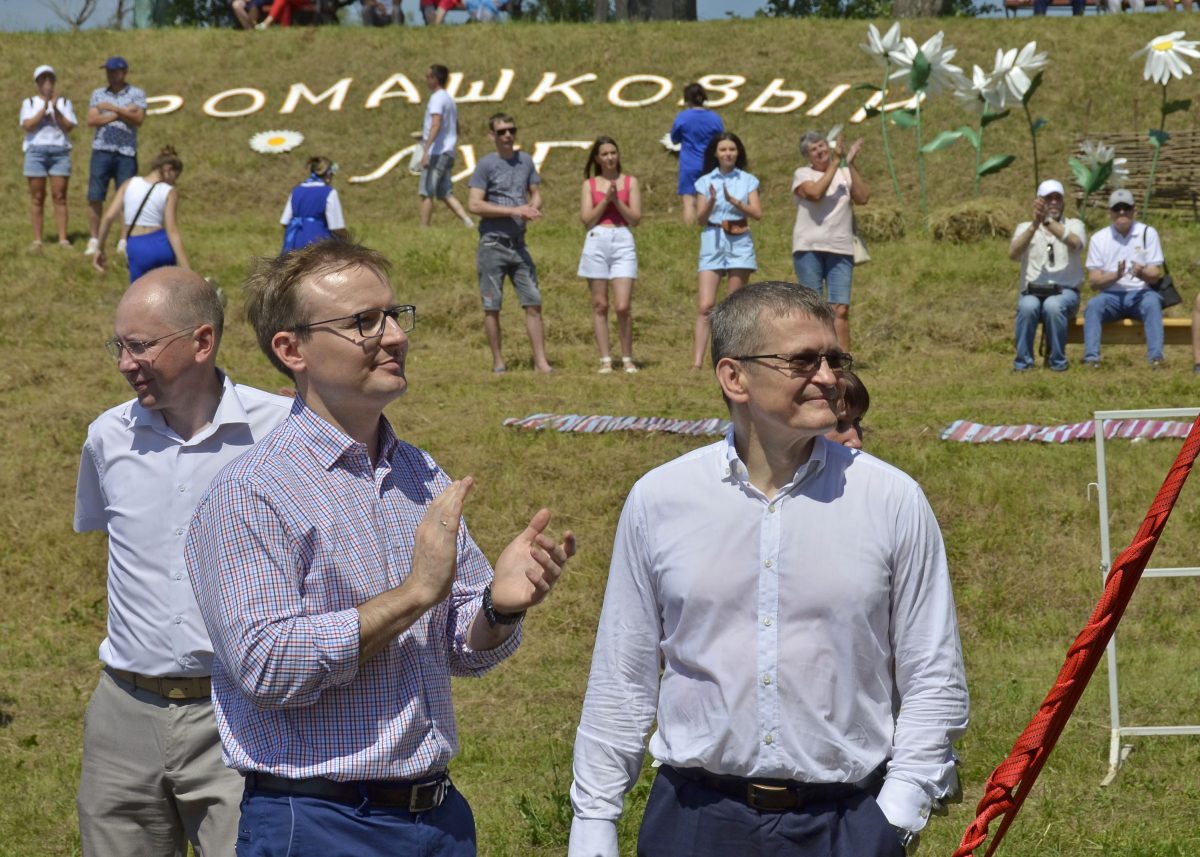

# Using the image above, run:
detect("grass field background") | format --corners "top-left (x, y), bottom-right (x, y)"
top-left (4, 15), bottom-right (1200, 856)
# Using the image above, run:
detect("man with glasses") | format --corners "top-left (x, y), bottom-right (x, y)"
top-left (74, 267), bottom-right (291, 856)
top-left (569, 282), bottom-right (967, 857)
top-left (1083, 188), bottom-right (1166, 368)
top-left (186, 241), bottom-right (574, 856)
top-left (468, 112), bottom-right (553, 373)
top-left (1008, 178), bottom-right (1086, 372)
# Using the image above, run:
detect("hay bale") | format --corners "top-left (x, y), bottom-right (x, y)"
top-left (930, 198), bottom-right (1023, 244)
top-left (854, 205), bottom-right (905, 243)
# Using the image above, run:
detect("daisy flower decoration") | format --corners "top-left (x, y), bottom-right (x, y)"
top-left (953, 65), bottom-right (1002, 114)
top-left (990, 41), bottom-right (1049, 109)
top-left (249, 130), bottom-right (305, 154)
top-left (889, 31), bottom-right (966, 96)
top-left (1132, 32), bottom-right (1200, 84)
top-left (860, 22), bottom-right (902, 70)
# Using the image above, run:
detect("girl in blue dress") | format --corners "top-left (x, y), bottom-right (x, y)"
top-left (692, 132), bottom-right (761, 369)
top-left (280, 156), bottom-right (347, 253)
top-left (670, 83), bottom-right (724, 226)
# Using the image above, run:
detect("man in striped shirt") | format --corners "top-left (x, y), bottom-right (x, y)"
top-left (186, 241), bottom-right (574, 856)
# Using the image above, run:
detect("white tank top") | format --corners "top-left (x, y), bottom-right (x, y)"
top-left (122, 176), bottom-right (173, 228)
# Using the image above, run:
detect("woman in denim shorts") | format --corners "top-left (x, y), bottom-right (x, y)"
top-left (21, 65), bottom-right (77, 249)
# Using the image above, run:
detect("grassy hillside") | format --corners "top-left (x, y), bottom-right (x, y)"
top-left (4, 16), bottom-right (1200, 856)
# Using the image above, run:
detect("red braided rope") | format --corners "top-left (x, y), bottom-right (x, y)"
top-left (954, 413), bottom-right (1200, 857)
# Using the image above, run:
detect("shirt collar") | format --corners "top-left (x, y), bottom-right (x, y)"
top-left (719, 428), bottom-right (828, 493)
top-left (290, 395), bottom-right (399, 471)
top-left (124, 370), bottom-right (244, 443)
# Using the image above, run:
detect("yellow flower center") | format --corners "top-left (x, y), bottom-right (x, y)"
top-left (267, 136), bottom-right (287, 146)
top-left (1152, 40), bottom-right (1174, 52)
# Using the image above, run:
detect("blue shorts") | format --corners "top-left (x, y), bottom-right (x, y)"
top-left (678, 163), bottom-right (704, 196)
top-left (24, 145), bottom-right (72, 178)
top-left (88, 149), bottom-right (138, 203)
top-left (126, 229), bottom-right (176, 283)
top-left (698, 225), bottom-right (756, 273)
top-left (419, 152), bottom-right (455, 199)
top-left (794, 250), bottom-right (854, 305)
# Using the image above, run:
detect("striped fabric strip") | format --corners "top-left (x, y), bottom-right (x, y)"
top-left (940, 419), bottom-right (1193, 444)
top-left (503, 413), bottom-right (733, 437)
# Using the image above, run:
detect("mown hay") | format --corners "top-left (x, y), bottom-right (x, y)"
top-left (930, 198), bottom-right (1023, 244)
top-left (855, 205), bottom-right (905, 243)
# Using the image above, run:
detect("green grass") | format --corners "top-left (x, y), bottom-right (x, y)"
top-left (4, 16), bottom-right (1200, 857)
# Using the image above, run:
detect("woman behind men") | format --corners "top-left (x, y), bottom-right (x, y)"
top-left (578, 136), bottom-right (641, 374)
top-left (792, 130), bottom-right (869, 352)
top-left (692, 132), bottom-right (760, 369)
top-left (94, 146), bottom-right (189, 281)
top-left (280, 156), bottom-right (348, 253)
top-left (670, 83), bottom-right (724, 226)
top-left (21, 64), bottom-right (77, 250)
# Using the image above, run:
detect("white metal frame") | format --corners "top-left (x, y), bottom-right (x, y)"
top-left (1092, 407), bottom-right (1200, 786)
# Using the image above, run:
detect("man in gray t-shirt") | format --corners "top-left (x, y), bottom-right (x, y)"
top-left (467, 113), bottom-right (552, 374)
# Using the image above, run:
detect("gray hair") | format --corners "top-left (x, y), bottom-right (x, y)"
top-left (799, 130), bottom-right (825, 160)
top-left (710, 281), bottom-right (835, 368)
top-left (138, 266), bottom-right (225, 347)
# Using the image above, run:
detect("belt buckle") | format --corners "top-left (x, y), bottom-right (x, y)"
top-left (746, 782), bottom-right (793, 812)
top-left (409, 779), bottom-right (446, 812)
top-left (166, 684), bottom-right (187, 700)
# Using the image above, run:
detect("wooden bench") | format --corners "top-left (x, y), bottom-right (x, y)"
top-left (1004, 0), bottom-right (1157, 15)
top-left (1066, 316), bottom-right (1192, 345)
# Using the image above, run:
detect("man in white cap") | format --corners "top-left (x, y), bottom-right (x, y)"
top-left (1007, 179), bottom-right (1086, 372)
top-left (1083, 188), bottom-right (1166, 368)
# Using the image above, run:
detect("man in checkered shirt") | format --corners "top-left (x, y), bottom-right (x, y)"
top-left (186, 241), bottom-right (574, 856)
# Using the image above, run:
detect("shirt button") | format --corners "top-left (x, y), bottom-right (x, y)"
top-left (764, 559), bottom-right (774, 568)
top-left (768, 505), bottom-right (776, 514)
top-left (174, 573), bottom-right (183, 581)
top-left (175, 528), bottom-right (185, 536)
top-left (763, 617), bottom-right (773, 627)
top-left (174, 615), bottom-right (182, 624)
top-left (177, 485), bottom-right (186, 493)
top-left (764, 734), bottom-right (774, 745)
top-left (763, 675), bottom-right (772, 686)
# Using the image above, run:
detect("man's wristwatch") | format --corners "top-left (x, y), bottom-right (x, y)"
top-left (891, 826), bottom-right (920, 855)
top-left (482, 584), bottom-right (525, 628)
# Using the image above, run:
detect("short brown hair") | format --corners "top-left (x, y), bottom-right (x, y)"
top-left (243, 241), bottom-right (391, 379)
top-left (488, 112), bottom-right (515, 132)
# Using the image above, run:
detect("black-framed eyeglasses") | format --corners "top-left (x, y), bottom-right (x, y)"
top-left (1110, 204), bottom-right (1133, 214)
top-left (104, 326), bottom-right (197, 361)
top-left (294, 304), bottom-right (416, 339)
top-left (493, 126), bottom-right (517, 136)
top-left (731, 351), bottom-right (853, 376)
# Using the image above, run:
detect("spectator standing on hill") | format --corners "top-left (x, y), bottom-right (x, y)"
top-left (85, 57), bottom-right (146, 257)
top-left (94, 146), bottom-right (190, 282)
top-left (420, 65), bottom-right (473, 228)
top-left (21, 64), bottom-right (77, 250)
top-left (1083, 189), bottom-right (1166, 368)
top-left (255, 0), bottom-right (316, 27)
top-left (578, 136), bottom-right (641, 374)
top-left (692, 131), bottom-right (761, 370)
top-left (186, 241), bottom-right (574, 857)
top-left (362, 0), bottom-right (404, 23)
top-left (232, 0), bottom-right (273, 27)
top-left (792, 130), bottom-right (868, 353)
top-left (75, 268), bottom-right (291, 857)
top-left (280, 155), bottom-right (348, 253)
top-left (671, 83), bottom-right (724, 226)
top-left (468, 113), bottom-right (553, 373)
top-left (1008, 179), bottom-right (1085, 372)
top-left (569, 282), bottom-right (967, 857)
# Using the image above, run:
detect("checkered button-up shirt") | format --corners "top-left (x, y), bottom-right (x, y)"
top-left (89, 84), bottom-right (147, 157)
top-left (186, 399), bottom-right (519, 781)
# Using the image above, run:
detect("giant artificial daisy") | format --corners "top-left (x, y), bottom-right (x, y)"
top-left (1133, 32), bottom-right (1200, 84)
top-left (988, 41), bottom-right (1049, 110)
top-left (860, 22), bottom-right (902, 70)
top-left (249, 130), bottom-right (305, 154)
top-left (888, 31), bottom-right (966, 96)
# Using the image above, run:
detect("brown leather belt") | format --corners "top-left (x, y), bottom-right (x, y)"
top-left (245, 771), bottom-right (450, 812)
top-left (107, 667), bottom-right (212, 701)
top-left (666, 764), bottom-right (885, 812)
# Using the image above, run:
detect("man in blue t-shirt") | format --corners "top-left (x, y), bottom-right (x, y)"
top-left (467, 113), bottom-right (552, 374)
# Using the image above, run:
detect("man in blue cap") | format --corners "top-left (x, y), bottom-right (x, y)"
top-left (86, 57), bottom-right (146, 256)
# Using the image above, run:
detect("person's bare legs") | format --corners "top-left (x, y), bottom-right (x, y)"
top-left (50, 175), bottom-right (70, 243)
top-left (484, 310), bottom-right (505, 371)
top-left (727, 269), bottom-right (752, 294)
top-left (832, 303), bottom-right (851, 353)
top-left (681, 194), bottom-right (698, 226)
top-left (419, 196), bottom-right (434, 227)
top-left (29, 177), bottom-right (47, 245)
top-left (693, 270), bottom-right (721, 369)
top-left (441, 195), bottom-right (472, 225)
top-left (89, 200), bottom-right (103, 240)
top-left (590, 279), bottom-right (612, 362)
top-left (232, 0), bottom-right (257, 27)
top-left (524, 305), bottom-right (553, 372)
top-left (612, 278), bottom-right (634, 361)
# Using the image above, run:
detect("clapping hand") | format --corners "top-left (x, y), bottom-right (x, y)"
top-left (1116, 260), bottom-right (1126, 281)
top-left (489, 509), bottom-right (575, 615)
top-left (408, 478), bottom-right (475, 608)
top-left (1033, 197), bottom-right (1047, 223)
top-left (845, 139), bottom-right (863, 165)
top-left (722, 183), bottom-right (741, 209)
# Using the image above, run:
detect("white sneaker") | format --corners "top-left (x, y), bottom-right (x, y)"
top-left (85, 237), bottom-right (100, 256)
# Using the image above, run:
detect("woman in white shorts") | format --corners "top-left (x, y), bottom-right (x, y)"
top-left (578, 136), bottom-right (642, 373)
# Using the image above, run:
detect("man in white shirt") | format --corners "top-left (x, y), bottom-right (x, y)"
top-left (74, 267), bottom-right (291, 856)
top-left (569, 281), bottom-right (968, 857)
top-left (419, 64), bottom-right (473, 228)
top-left (1008, 179), bottom-right (1086, 372)
top-left (1083, 188), bottom-right (1166, 368)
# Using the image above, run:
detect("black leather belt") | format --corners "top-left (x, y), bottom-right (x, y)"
top-left (244, 771), bottom-right (450, 812)
top-left (482, 232), bottom-right (523, 249)
top-left (107, 667), bottom-right (212, 701)
top-left (666, 764), bottom-right (885, 812)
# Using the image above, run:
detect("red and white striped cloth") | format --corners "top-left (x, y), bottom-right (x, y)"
top-left (940, 418), bottom-right (1194, 444)
top-left (503, 413), bottom-right (730, 437)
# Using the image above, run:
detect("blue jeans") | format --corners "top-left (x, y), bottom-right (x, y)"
top-left (236, 780), bottom-right (477, 857)
top-left (1083, 288), bottom-right (1164, 362)
top-left (1034, 0), bottom-right (1085, 12)
top-left (1014, 288), bottom-right (1080, 370)
top-left (88, 149), bottom-right (138, 202)
top-left (793, 251), bottom-right (853, 305)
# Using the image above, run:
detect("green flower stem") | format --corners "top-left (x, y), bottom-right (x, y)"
top-left (1144, 84), bottom-right (1168, 212)
top-left (879, 65), bottom-right (904, 204)
top-left (915, 97), bottom-right (928, 228)
top-left (974, 122), bottom-right (985, 197)
top-left (1022, 101), bottom-right (1040, 189)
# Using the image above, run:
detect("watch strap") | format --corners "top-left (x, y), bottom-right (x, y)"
top-left (482, 584), bottom-right (525, 627)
